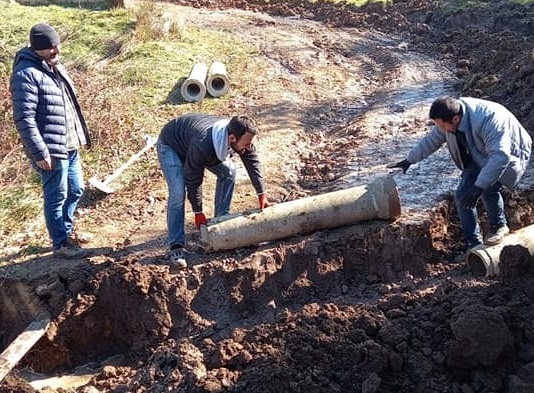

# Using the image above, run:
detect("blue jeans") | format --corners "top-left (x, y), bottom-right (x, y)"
top-left (34, 150), bottom-right (84, 250)
top-left (157, 141), bottom-right (236, 248)
top-left (455, 163), bottom-right (506, 247)
top-left (207, 157), bottom-right (236, 216)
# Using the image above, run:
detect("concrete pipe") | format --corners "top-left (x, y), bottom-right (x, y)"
top-left (206, 61), bottom-right (230, 97)
top-left (180, 62), bottom-right (208, 102)
top-left (467, 224), bottom-right (534, 277)
top-left (200, 176), bottom-right (401, 252)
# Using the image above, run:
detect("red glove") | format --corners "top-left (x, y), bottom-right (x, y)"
top-left (194, 212), bottom-right (208, 229)
top-left (258, 194), bottom-right (270, 209)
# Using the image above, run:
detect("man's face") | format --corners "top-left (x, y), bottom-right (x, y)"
top-left (433, 115), bottom-right (460, 133)
top-left (35, 45), bottom-right (61, 65)
top-left (229, 132), bottom-right (255, 155)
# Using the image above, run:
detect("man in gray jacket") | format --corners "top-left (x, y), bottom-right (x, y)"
top-left (388, 96), bottom-right (531, 252)
top-left (157, 113), bottom-right (270, 268)
top-left (10, 23), bottom-right (91, 258)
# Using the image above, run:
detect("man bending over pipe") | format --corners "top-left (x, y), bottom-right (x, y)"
top-left (157, 113), bottom-right (270, 268)
top-left (388, 96), bottom-right (531, 256)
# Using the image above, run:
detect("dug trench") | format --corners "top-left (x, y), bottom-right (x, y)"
top-left (2, 0), bottom-right (534, 392)
top-left (2, 191), bottom-right (534, 392)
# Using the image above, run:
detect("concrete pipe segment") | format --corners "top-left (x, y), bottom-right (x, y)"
top-left (180, 62), bottom-right (208, 102)
top-left (206, 61), bottom-right (230, 97)
top-left (467, 224), bottom-right (534, 277)
top-left (200, 176), bottom-right (401, 252)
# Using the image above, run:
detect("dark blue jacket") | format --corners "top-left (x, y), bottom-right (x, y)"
top-left (10, 47), bottom-right (91, 162)
top-left (159, 113), bottom-right (265, 212)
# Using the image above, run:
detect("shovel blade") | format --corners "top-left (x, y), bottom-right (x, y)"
top-left (89, 176), bottom-right (115, 194)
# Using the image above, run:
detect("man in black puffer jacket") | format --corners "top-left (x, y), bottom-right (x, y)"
top-left (10, 23), bottom-right (92, 258)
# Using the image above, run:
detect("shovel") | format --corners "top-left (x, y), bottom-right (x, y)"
top-left (89, 135), bottom-right (158, 194)
top-left (0, 315), bottom-right (50, 384)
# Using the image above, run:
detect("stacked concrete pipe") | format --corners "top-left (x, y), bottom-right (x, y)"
top-left (467, 224), bottom-right (534, 277)
top-left (181, 62), bottom-right (208, 102)
top-left (200, 176), bottom-right (401, 252)
top-left (206, 61), bottom-right (230, 97)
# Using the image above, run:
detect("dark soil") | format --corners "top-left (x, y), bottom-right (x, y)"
top-left (1, 1), bottom-right (534, 392)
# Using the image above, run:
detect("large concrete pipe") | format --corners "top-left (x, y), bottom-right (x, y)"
top-left (206, 61), bottom-right (230, 98)
top-left (200, 176), bottom-right (401, 252)
top-left (181, 62), bottom-right (208, 102)
top-left (467, 224), bottom-right (534, 277)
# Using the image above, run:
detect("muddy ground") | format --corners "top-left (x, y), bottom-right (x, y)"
top-left (1, 0), bottom-right (534, 392)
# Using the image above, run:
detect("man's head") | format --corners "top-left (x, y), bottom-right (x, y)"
top-left (429, 96), bottom-right (463, 133)
top-left (30, 23), bottom-right (61, 65)
top-left (227, 115), bottom-right (258, 155)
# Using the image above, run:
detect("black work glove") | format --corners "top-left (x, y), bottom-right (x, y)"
top-left (463, 186), bottom-right (483, 210)
top-left (387, 159), bottom-right (411, 174)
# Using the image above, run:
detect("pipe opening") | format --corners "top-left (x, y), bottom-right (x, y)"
top-left (210, 77), bottom-right (226, 91)
top-left (185, 83), bottom-right (201, 98)
top-left (211, 78), bottom-right (226, 90)
top-left (207, 75), bottom-right (230, 97)
top-left (181, 80), bottom-right (206, 102)
top-left (467, 253), bottom-right (487, 276)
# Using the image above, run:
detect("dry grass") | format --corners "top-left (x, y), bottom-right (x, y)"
top-left (0, 1), bottom-right (257, 254)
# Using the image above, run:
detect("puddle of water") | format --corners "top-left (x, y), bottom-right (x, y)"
top-left (336, 54), bottom-right (461, 213)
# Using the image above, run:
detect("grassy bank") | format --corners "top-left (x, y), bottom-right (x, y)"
top-left (0, 1), bottom-right (257, 249)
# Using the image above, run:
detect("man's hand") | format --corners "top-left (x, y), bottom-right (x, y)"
top-left (463, 186), bottom-right (483, 210)
top-left (258, 194), bottom-right (270, 209)
top-left (36, 157), bottom-right (52, 171)
top-left (386, 159), bottom-right (411, 174)
top-left (194, 212), bottom-right (208, 229)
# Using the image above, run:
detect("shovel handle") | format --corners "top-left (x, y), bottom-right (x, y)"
top-left (102, 136), bottom-right (157, 185)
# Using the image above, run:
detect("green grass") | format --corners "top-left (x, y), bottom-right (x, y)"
top-left (0, 1), bottom-right (258, 248)
top-left (104, 28), bottom-right (256, 106)
top-left (0, 4), bottom-right (131, 74)
top-left (0, 187), bottom-right (42, 236)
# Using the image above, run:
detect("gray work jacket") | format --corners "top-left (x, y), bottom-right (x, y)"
top-left (407, 97), bottom-right (531, 190)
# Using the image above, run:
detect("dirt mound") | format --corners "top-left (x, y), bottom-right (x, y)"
top-left (3, 201), bottom-right (534, 392)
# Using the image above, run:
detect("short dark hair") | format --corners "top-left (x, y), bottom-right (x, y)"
top-left (429, 96), bottom-right (462, 121)
top-left (227, 115), bottom-right (257, 139)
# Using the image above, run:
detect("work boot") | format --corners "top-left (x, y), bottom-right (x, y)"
top-left (484, 225), bottom-right (510, 246)
top-left (54, 240), bottom-right (88, 259)
top-left (168, 247), bottom-right (187, 269)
